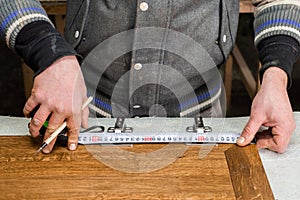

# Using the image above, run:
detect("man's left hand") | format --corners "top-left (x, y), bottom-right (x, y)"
top-left (237, 67), bottom-right (295, 153)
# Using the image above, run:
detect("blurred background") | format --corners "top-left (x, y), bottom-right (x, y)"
top-left (0, 13), bottom-right (299, 117)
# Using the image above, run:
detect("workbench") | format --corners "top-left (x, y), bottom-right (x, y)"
top-left (0, 113), bottom-right (299, 199)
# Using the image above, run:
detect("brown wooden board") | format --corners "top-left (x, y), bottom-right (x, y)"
top-left (40, 2), bottom-right (66, 15)
top-left (225, 145), bottom-right (274, 199)
top-left (0, 136), bottom-right (272, 199)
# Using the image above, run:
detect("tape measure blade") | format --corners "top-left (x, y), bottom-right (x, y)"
top-left (78, 132), bottom-right (241, 144)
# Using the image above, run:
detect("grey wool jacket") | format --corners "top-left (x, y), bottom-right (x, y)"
top-left (1, 0), bottom-right (300, 117)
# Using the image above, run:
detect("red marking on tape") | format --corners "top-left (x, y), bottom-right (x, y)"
top-left (92, 136), bottom-right (100, 142)
top-left (198, 136), bottom-right (205, 142)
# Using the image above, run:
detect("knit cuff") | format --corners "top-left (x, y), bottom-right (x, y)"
top-left (0, 0), bottom-right (53, 50)
top-left (254, 3), bottom-right (300, 46)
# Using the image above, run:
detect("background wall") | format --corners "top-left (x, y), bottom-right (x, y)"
top-left (0, 41), bottom-right (25, 116)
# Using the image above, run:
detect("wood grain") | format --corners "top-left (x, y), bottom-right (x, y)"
top-left (0, 136), bottom-right (273, 199)
top-left (40, 1), bottom-right (66, 15)
top-left (0, 136), bottom-right (234, 199)
top-left (239, 0), bottom-right (255, 13)
top-left (225, 144), bottom-right (275, 200)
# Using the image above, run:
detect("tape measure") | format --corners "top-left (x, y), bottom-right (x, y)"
top-left (78, 132), bottom-right (241, 144)
top-left (77, 117), bottom-right (242, 145)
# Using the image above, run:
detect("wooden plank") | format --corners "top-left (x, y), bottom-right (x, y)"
top-left (0, 136), bottom-right (272, 199)
top-left (54, 15), bottom-right (65, 34)
top-left (21, 63), bottom-right (34, 99)
top-left (0, 136), bottom-right (236, 199)
top-left (40, 3), bottom-right (66, 15)
top-left (40, 1), bottom-right (67, 15)
top-left (225, 144), bottom-right (274, 199)
top-left (232, 45), bottom-right (257, 99)
top-left (224, 54), bottom-right (233, 108)
top-left (240, 0), bottom-right (255, 13)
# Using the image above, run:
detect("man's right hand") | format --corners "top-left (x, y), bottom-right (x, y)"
top-left (23, 55), bottom-right (89, 153)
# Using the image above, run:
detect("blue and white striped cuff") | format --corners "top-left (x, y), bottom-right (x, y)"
top-left (254, 2), bottom-right (300, 46)
top-left (0, 2), bottom-right (53, 50)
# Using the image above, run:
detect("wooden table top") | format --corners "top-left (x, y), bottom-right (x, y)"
top-left (0, 135), bottom-right (273, 199)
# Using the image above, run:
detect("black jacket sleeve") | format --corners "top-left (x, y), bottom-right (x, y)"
top-left (257, 35), bottom-right (300, 88)
top-left (15, 21), bottom-right (76, 77)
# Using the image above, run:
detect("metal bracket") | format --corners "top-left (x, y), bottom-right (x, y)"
top-left (186, 116), bottom-right (212, 134)
top-left (107, 117), bottom-right (133, 133)
top-left (80, 125), bottom-right (105, 133)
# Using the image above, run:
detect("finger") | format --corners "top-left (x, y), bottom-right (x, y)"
top-left (29, 106), bottom-right (51, 137)
top-left (267, 137), bottom-right (287, 153)
top-left (255, 130), bottom-right (273, 149)
top-left (23, 96), bottom-right (40, 118)
top-left (67, 116), bottom-right (80, 151)
top-left (255, 128), bottom-right (290, 153)
top-left (265, 127), bottom-right (290, 153)
top-left (237, 115), bottom-right (263, 146)
top-left (256, 136), bottom-right (282, 153)
top-left (42, 113), bottom-right (65, 154)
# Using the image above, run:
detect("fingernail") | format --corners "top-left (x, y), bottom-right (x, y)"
top-left (42, 148), bottom-right (51, 154)
top-left (237, 136), bottom-right (245, 144)
top-left (69, 143), bottom-right (77, 151)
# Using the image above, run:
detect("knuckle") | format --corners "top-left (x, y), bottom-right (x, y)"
top-left (29, 127), bottom-right (40, 138)
top-left (68, 128), bottom-right (79, 135)
top-left (275, 146), bottom-right (286, 154)
top-left (31, 91), bottom-right (45, 102)
top-left (243, 125), bottom-right (255, 137)
top-left (273, 139), bottom-right (288, 153)
top-left (68, 131), bottom-right (79, 143)
top-left (280, 123), bottom-right (295, 137)
top-left (32, 118), bottom-right (42, 126)
top-left (54, 102), bottom-right (75, 116)
top-left (25, 101), bottom-right (35, 110)
top-left (45, 98), bottom-right (56, 109)
top-left (46, 126), bottom-right (57, 134)
top-left (55, 106), bottom-right (67, 115)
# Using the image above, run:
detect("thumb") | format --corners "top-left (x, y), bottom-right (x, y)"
top-left (237, 116), bottom-right (262, 146)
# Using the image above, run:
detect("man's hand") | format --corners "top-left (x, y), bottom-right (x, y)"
top-left (23, 56), bottom-right (89, 153)
top-left (237, 67), bottom-right (295, 153)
